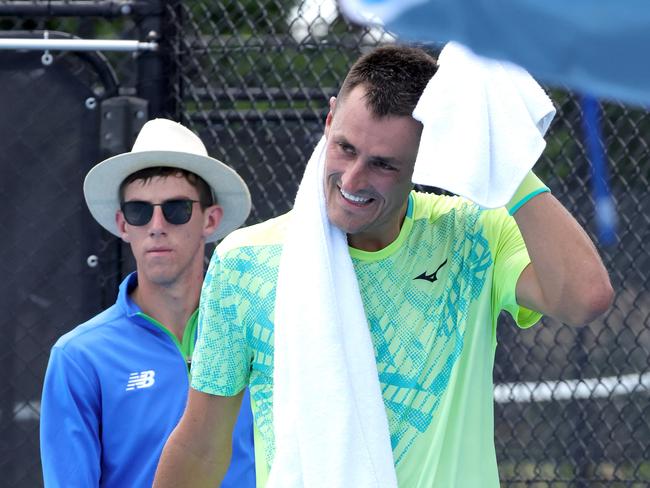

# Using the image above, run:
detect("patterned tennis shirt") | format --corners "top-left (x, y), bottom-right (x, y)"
top-left (192, 190), bottom-right (541, 487)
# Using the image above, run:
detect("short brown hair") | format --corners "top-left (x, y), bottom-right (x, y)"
top-left (338, 45), bottom-right (438, 117)
top-left (119, 167), bottom-right (214, 208)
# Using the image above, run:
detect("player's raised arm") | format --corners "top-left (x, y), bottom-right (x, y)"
top-left (511, 174), bottom-right (614, 325)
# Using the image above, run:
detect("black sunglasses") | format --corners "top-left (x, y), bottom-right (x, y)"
top-left (120, 199), bottom-right (200, 226)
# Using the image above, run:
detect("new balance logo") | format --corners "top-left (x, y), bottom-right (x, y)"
top-left (414, 258), bottom-right (448, 283)
top-left (126, 370), bottom-right (156, 391)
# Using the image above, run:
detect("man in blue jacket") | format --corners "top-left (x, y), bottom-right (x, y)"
top-left (40, 118), bottom-right (256, 487)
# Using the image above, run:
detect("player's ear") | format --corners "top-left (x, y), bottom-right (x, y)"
top-left (202, 204), bottom-right (223, 239)
top-left (325, 96), bottom-right (337, 138)
top-left (116, 210), bottom-right (130, 243)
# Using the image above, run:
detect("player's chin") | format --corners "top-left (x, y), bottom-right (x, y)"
top-left (143, 266), bottom-right (179, 287)
top-left (328, 214), bottom-right (368, 236)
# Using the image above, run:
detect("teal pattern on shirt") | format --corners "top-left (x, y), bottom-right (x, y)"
top-left (229, 245), bottom-right (280, 469)
top-left (194, 197), bottom-right (494, 472)
top-left (357, 205), bottom-right (491, 463)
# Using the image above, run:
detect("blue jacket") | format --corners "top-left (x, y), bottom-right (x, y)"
top-left (40, 273), bottom-right (255, 487)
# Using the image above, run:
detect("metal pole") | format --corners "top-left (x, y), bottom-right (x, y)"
top-left (136, 0), bottom-right (166, 118)
top-left (0, 38), bottom-right (157, 52)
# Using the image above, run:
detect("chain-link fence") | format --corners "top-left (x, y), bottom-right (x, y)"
top-left (1, 1), bottom-right (649, 487)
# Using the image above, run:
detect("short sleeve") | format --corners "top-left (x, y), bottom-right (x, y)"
top-left (487, 208), bottom-right (543, 328)
top-left (191, 249), bottom-right (250, 395)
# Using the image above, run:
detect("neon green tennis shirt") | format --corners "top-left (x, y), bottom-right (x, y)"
top-left (192, 191), bottom-right (541, 487)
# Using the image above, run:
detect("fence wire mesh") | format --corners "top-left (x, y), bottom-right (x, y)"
top-left (0, 1), bottom-right (648, 486)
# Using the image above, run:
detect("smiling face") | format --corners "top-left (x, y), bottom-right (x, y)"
top-left (324, 85), bottom-right (422, 251)
top-left (116, 174), bottom-right (221, 288)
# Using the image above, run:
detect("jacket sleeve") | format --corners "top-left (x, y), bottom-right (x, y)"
top-left (40, 346), bottom-right (101, 487)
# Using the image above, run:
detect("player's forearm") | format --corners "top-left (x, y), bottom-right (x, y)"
top-left (153, 430), bottom-right (231, 488)
top-left (514, 192), bottom-right (613, 325)
top-left (153, 388), bottom-right (242, 488)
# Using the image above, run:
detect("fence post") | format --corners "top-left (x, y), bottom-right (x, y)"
top-left (135, 0), bottom-right (167, 118)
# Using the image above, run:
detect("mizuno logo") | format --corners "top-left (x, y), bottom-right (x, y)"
top-left (126, 370), bottom-right (156, 391)
top-left (414, 258), bottom-right (448, 283)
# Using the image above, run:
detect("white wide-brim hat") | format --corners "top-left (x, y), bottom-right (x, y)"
top-left (83, 118), bottom-right (251, 242)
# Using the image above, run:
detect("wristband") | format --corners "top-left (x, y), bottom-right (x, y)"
top-left (506, 171), bottom-right (550, 215)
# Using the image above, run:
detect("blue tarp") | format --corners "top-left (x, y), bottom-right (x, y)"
top-left (339, 0), bottom-right (650, 108)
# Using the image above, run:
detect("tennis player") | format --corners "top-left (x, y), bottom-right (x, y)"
top-left (154, 46), bottom-right (613, 487)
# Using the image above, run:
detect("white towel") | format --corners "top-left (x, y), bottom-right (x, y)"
top-left (269, 136), bottom-right (397, 488)
top-left (412, 41), bottom-right (556, 207)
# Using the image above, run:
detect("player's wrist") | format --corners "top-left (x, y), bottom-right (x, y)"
top-left (506, 171), bottom-right (550, 215)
